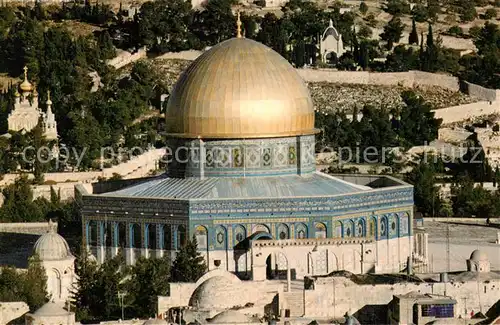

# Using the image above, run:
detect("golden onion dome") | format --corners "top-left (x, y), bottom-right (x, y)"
top-left (20, 66), bottom-right (33, 93)
top-left (165, 38), bottom-right (316, 139)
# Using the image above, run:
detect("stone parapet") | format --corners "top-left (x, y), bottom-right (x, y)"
top-left (252, 237), bottom-right (374, 248)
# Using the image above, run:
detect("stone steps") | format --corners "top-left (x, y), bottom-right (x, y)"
top-left (284, 292), bottom-right (304, 317)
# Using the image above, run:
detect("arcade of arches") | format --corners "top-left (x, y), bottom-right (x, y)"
top-left (84, 210), bottom-right (412, 276)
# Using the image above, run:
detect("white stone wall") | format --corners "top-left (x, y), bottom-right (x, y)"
top-left (0, 148), bottom-right (164, 187)
top-left (304, 277), bottom-right (500, 320)
top-left (107, 47), bottom-right (147, 70)
top-left (41, 257), bottom-right (76, 303)
top-left (0, 221), bottom-right (57, 235)
top-left (0, 302), bottom-right (29, 325)
top-left (433, 100), bottom-right (500, 125)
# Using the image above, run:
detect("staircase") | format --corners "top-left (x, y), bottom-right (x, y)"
top-left (284, 292), bottom-right (304, 317)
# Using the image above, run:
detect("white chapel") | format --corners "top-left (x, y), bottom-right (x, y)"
top-left (7, 66), bottom-right (58, 140)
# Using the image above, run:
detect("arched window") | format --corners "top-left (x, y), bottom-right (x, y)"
top-left (389, 214), bottom-right (398, 237)
top-left (295, 223), bottom-right (308, 239)
top-left (105, 222), bottom-right (112, 247)
top-left (234, 225), bottom-right (246, 244)
top-left (357, 219), bottom-right (365, 237)
top-left (277, 223), bottom-right (290, 240)
top-left (195, 225), bottom-right (208, 249)
top-left (333, 221), bottom-right (342, 238)
top-left (177, 225), bottom-right (187, 248)
top-left (252, 224), bottom-right (270, 235)
top-left (215, 226), bottom-right (227, 249)
top-left (88, 221), bottom-right (98, 246)
top-left (147, 224), bottom-right (157, 250)
top-left (380, 216), bottom-right (388, 239)
top-left (369, 217), bottom-right (376, 238)
top-left (399, 213), bottom-right (409, 235)
top-left (163, 225), bottom-right (172, 250)
top-left (315, 222), bottom-right (327, 239)
top-left (130, 224), bottom-right (141, 248)
top-left (344, 220), bottom-right (354, 238)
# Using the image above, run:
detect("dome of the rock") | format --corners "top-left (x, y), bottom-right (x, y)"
top-left (165, 37), bottom-right (316, 139)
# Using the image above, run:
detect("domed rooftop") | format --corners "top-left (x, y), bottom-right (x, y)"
top-left (189, 276), bottom-right (243, 310)
top-left (143, 319), bottom-right (168, 325)
top-left (33, 222), bottom-right (73, 261)
top-left (20, 66), bottom-right (33, 93)
top-left (166, 37), bottom-right (316, 139)
top-left (470, 249), bottom-right (488, 261)
top-left (33, 301), bottom-right (71, 316)
top-left (208, 310), bottom-right (256, 324)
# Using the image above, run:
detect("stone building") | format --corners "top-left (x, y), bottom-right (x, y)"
top-left (388, 292), bottom-right (456, 324)
top-left (24, 301), bottom-right (75, 325)
top-left (7, 67), bottom-right (58, 140)
top-left (76, 18), bottom-right (414, 281)
top-left (319, 20), bottom-right (344, 63)
top-left (32, 220), bottom-right (76, 303)
top-left (467, 249), bottom-right (491, 273)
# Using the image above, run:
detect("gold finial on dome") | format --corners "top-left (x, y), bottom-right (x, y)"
top-left (236, 11), bottom-right (242, 38)
top-left (20, 66), bottom-right (33, 93)
top-left (46, 90), bottom-right (52, 105)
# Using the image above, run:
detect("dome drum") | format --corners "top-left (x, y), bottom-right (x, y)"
top-left (166, 135), bottom-right (316, 178)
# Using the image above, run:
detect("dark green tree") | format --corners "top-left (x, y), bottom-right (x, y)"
top-left (459, 0), bottom-right (477, 22)
top-left (25, 254), bottom-right (49, 310)
top-left (383, 0), bottom-right (410, 16)
top-left (293, 39), bottom-right (306, 67)
top-left (380, 16), bottom-right (405, 50)
top-left (170, 235), bottom-right (207, 283)
top-left (405, 157), bottom-right (441, 217)
top-left (126, 256), bottom-right (171, 318)
top-left (398, 90), bottom-right (441, 147)
top-left (409, 18), bottom-right (419, 44)
top-left (191, 0), bottom-right (235, 47)
top-left (359, 1), bottom-right (368, 15)
top-left (136, 0), bottom-right (194, 53)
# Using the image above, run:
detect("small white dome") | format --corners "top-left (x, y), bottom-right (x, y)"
top-left (143, 319), bottom-right (168, 325)
top-left (33, 227), bottom-right (72, 261)
top-left (470, 250), bottom-right (488, 262)
top-left (208, 310), bottom-right (256, 324)
top-left (189, 276), bottom-right (243, 310)
top-left (33, 301), bottom-right (70, 316)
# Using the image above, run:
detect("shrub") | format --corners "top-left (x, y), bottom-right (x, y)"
top-left (484, 8), bottom-right (497, 19)
top-left (359, 1), bottom-right (368, 15)
top-left (448, 25), bottom-right (464, 36)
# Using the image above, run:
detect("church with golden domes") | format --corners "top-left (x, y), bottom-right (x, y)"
top-left (7, 67), bottom-right (58, 140)
top-left (76, 17), bottom-right (414, 280)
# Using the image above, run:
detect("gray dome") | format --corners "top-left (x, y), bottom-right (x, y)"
top-left (470, 250), bottom-right (488, 262)
top-left (189, 276), bottom-right (243, 310)
top-left (208, 310), bottom-right (255, 324)
top-left (33, 228), bottom-right (72, 261)
top-left (33, 302), bottom-right (70, 316)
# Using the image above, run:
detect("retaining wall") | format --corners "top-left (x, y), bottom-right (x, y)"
top-left (461, 80), bottom-right (500, 102)
top-left (296, 69), bottom-right (460, 91)
top-left (107, 47), bottom-right (147, 70)
top-left (0, 221), bottom-right (57, 235)
top-left (0, 148), bottom-right (164, 187)
top-left (433, 100), bottom-right (500, 125)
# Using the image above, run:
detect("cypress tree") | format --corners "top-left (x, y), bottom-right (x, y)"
top-left (409, 18), bottom-right (419, 45)
top-left (170, 235), bottom-right (207, 282)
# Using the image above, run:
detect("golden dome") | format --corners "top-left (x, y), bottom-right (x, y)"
top-left (165, 38), bottom-right (316, 139)
top-left (20, 66), bottom-right (33, 93)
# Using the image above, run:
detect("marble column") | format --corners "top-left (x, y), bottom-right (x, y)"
top-left (96, 221), bottom-right (105, 264)
top-left (125, 222), bottom-right (133, 265)
top-left (111, 222), bottom-right (119, 258)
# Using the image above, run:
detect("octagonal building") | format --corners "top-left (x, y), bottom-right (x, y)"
top-left (77, 35), bottom-right (414, 278)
